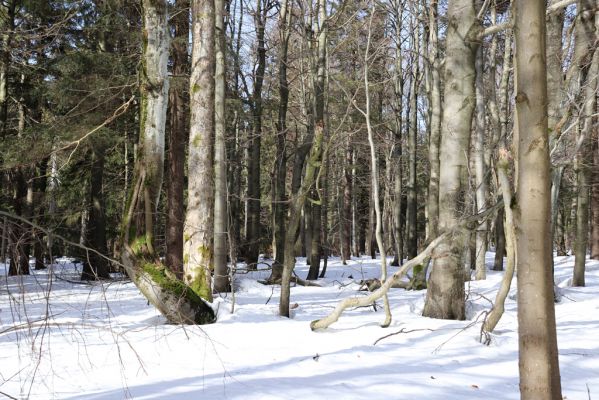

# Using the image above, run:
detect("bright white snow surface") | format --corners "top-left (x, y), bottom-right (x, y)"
top-left (1, 254), bottom-right (598, 400)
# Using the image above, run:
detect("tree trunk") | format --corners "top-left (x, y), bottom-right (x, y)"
top-left (483, 150), bottom-right (516, 333)
top-left (165, 0), bottom-right (189, 278)
top-left (423, 0), bottom-right (479, 320)
top-left (271, 0), bottom-right (291, 275)
top-left (213, 0), bottom-right (230, 293)
top-left (183, 0), bottom-right (216, 301)
top-left (474, 46), bottom-right (488, 280)
top-left (81, 147), bottom-right (110, 280)
top-left (426, 0), bottom-right (441, 241)
top-left (340, 137), bottom-right (352, 264)
top-left (245, 0), bottom-right (266, 268)
top-left (514, 1), bottom-right (562, 397)
top-left (406, 25), bottom-right (418, 260)
top-left (591, 134), bottom-right (599, 260)
top-left (493, 206), bottom-right (505, 271)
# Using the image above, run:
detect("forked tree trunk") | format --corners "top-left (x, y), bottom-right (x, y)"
top-left (120, 0), bottom-right (214, 325)
top-left (423, 0), bottom-right (479, 320)
top-left (513, 1), bottom-right (562, 397)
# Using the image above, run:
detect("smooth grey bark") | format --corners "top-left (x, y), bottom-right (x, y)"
top-left (426, 0), bottom-right (441, 241)
top-left (423, 0), bottom-right (479, 320)
top-left (572, 2), bottom-right (597, 286)
top-left (183, 0), bottom-right (216, 302)
top-left (213, 0), bottom-right (230, 293)
top-left (513, 0), bottom-right (562, 397)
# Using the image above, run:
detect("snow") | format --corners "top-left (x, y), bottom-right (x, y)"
top-left (1, 254), bottom-right (598, 399)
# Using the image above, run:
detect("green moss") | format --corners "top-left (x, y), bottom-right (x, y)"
top-left (192, 134), bottom-right (201, 148)
top-left (131, 235), bottom-right (149, 256)
top-left (142, 262), bottom-right (204, 303)
top-left (191, 83), bottom-right (200, 93)
top-left (188, 266), bottom-right (213, 302)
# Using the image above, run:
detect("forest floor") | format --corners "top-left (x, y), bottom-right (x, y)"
top-left (1, 253), bottom-right (598, 400)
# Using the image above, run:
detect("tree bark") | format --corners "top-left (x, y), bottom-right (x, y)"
top-left (165, 0), bottom-right (189, 278)
top-left (474, 46), bottom-right (488, 280)
top-left (513, 0), bottom-right (562, 397)
top-left (572, 1), bottom-right (597, 286)
top-left (245, 0), bottom-right (266, 268)
top-left (81, 147), bottom-right (110, 280)
top-left (422, 0), bottom-right (479, 320)
top-left (213, 0), bottom-right (230, 293)
top-left (406, 23), bottom-right (419, 260)
top-left (426, 0), bottom-right (441, 242)
top-left (119, 0), bottom-right (214, 324)
top-left (271, 0), bottom-right (291, 274)
top-left (183, 0), bottom-right (216, 301)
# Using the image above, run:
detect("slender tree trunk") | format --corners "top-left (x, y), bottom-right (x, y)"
top-left (591, 134), bottom-right (599, 260)
top-left (245, 0), bottom-right (266, 268)
top-left (165, 0), bottom-right (189, 278)
top-left (183, 0), bottom-right (216, 301)
top-left (423, 0), bottom-right (479, 320)
top-left (483, 150), bottom-right (516, 333)
top-left (271, 0), bottom-right (291, 276)
top-left (493, 205), bottom-right (506, 270)
top-left (340, 137), bottom-right (352, 264)
top-left (514, 1), bottom-right (562, 397)
top-left (474, 46), bottom-right (488, 280)
top-left (213, 0), bottom-right (230, 293)
top-left (426, 0), bottom-right (441, 241)
top-left (406, 23), bottom-right (419, 260)
top-left (1, 217), bottom-right (7, 262)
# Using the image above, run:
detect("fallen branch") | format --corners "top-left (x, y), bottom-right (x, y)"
top-left (310, 234), bottom-right (447, 331)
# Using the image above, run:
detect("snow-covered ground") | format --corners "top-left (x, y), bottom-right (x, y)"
top-left (1, 254), bottom-right (598, 400)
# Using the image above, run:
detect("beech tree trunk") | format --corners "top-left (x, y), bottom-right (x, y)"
top-left (406, 22), bottom-right (419, 260)
top-left (183, 0), bottom-right (216, 301)
top-left (423, 0), bottom-right (479, 320)
top-left (213, 0), bottom-right (230, 293)
top-left (426, 0), bottom-right (441, 241)
top-left (513, 0), bottom-right (562, 397)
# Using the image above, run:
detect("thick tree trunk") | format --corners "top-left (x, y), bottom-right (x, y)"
top-left (213, 0), bottom-right (230, 293)
top-left (165, 0), bottom-right (189, 278)
top-left (422, 0), bottom-right (479, 320)
top-left (513, 1), bottom-right (562, 397)
top-left (183, 0), bottom-right (216, 301)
